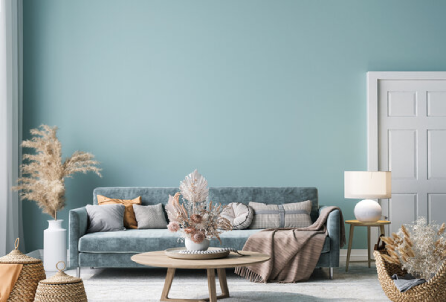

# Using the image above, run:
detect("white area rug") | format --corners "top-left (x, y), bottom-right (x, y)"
top-left (58, 263), bottom-right (389, 302)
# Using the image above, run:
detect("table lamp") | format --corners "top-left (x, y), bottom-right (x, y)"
top-left (344, 171), bottom-right (391, 222)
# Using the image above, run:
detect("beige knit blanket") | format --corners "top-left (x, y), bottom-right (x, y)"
top-left (235, 206), bottom-right (345, 283)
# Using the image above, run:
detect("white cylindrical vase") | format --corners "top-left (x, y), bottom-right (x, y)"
top-left (44, 219), bottom-right (67, 271)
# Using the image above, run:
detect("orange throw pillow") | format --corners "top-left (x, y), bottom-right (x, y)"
top-left (97, 195), bottom-right (141, 229)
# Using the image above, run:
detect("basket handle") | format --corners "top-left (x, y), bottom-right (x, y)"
top-left (374, 234), bottom-right (386, 251)
top-left (14, 238), bottom-right (19, 250)
top-left (56, 261), bottom-right (66, 272)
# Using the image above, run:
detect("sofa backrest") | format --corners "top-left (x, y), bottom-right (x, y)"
top-left (93, 187), bottom-right (319, 221)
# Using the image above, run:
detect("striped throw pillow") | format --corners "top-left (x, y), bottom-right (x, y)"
top-left (248, 200), bottom-right (312, 229)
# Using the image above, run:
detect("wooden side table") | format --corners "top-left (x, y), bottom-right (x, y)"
top-left (345, 220), bottom-right (391, 272)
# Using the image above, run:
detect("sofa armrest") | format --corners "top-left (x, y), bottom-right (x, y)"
top-left (319, 206), bottom-right (341, 267)
top-left (69, 207), bottom-right (88, 268)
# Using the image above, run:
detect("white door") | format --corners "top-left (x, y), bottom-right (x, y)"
top-left (368, 72), bottom-right (446, 235)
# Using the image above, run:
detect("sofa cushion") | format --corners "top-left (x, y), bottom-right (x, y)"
top-left (78, 236), bottom-right (331, 268)
top-left (92, 187), bottom-right (319, 222)
top-left (86, 204), bottom-right (126, 233)
top-left (97, 195), bottom-right (141, 229)
top-left (133, 204), bottom-right (167, 229)
top-left (249, 200), bottom-right (312, 229)
top-left (78, 229), bottom-right (330, 254)
top-left (80, 230), bottom-right (176, 253)
top-left (220, 202), bottom-right (254, 230)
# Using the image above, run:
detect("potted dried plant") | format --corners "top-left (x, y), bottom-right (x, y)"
top-left (13, 125), bottom-right (101, 270)
top-left (166, 170), bottom-right (232, 251)
top-left (374, 217), bottom-right (446, 301)
top-left (380, 217), bottom-right (446, 279)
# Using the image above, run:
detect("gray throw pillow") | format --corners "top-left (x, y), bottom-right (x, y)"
top-left (86, 204), bottom-right (126, 233)
top-left (133, 204), bottom-right (168, 229)
top-left (249, 200), bottom-right (313, 229)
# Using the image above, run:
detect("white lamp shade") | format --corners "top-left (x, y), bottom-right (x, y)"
top-left (344, 171), bottom-right (391, 199)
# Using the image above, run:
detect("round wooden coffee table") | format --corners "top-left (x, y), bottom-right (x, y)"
top-left (131, 250), bottom-right (270, 302)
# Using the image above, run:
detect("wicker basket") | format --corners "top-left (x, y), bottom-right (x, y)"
top-left (0, 238), bottom-right (46, 302)
top-left (33, 261), bottom-right (87, 302)
top-left (374, 249), bottom-right (446, 302)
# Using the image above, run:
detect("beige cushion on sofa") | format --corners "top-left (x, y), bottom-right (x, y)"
top-left (249, 200), bottom-right (312, 229)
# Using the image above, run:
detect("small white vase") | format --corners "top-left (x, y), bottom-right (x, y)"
top-left (44, 219), bottom-right (66, 271)
top-left (185, 238), bottom-right (210, 251)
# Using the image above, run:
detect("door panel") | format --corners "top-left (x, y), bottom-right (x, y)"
top-left (390, 194), bottom-right (417, 232)
top-left (427, 91), bottom-right (446, 117)
top-left (387, 91), bottom-right (417, 117)
top-left (427, 130), bottom-right (446, 179)
top-left (388, 130), bottom-right (417, 180)
top-left (429, 194), bottom-right (446, 224)
top-left (376, 77), bottom-right (446, 234)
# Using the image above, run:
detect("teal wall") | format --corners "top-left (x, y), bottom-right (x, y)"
top-left (22, 0), bottom-right (446, 251)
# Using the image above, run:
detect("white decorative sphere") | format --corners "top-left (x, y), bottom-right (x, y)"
top-left (354, 199), bottom-right (382, 222)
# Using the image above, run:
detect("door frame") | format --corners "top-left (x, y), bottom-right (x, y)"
top-left (367, 71), bottom-right (446, 248)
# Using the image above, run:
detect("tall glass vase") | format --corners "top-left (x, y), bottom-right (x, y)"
top-left (44, 219), bottom-right (66, 271)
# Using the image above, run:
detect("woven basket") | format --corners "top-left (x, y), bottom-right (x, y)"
top-left (374, 249), bottom-right (446, 302)
top-left (0, 238), bottom-right (46, 302)
top-left (33, 261), bottom-right (87, 302)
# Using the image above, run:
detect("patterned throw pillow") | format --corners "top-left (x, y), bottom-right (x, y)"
top-left (133, 204), bottom-right (168, 229)
top-left (248, 200), bottom-right (312, 229)
top-left (220, 202), bottom-right (254, 230)
top-left (97, 195), bottom-right (141, 229)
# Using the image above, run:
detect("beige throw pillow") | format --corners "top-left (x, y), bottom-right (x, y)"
top-left (249, 200), bottom-right (312, 229)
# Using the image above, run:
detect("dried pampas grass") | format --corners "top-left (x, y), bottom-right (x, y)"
top-left (381, 217), bottom-right (446, 280)
top-left (13, 125), bottom-right (101, 219)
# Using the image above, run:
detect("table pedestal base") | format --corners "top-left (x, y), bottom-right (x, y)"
top-left (161, 268), bottom-right (230, 302)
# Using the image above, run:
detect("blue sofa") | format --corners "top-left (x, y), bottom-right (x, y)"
top-left (69, 187), bottom-right (341, 279)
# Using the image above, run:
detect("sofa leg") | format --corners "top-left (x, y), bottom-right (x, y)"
top-left (76, 267), bottom-right (81, 278)
top-left (329, 267), bottom-right (333, 280)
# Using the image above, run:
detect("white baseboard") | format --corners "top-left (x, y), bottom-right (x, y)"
top-left (340, 249), bottom-right (369, 262)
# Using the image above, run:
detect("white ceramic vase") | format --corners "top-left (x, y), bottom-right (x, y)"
top-left (185, 238), bottom-right (210, 251)
top-left (44, 219), bottom-right (66, 271)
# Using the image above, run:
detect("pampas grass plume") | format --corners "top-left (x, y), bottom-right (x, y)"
top-left (13, 125), bottom-right (101, 219)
